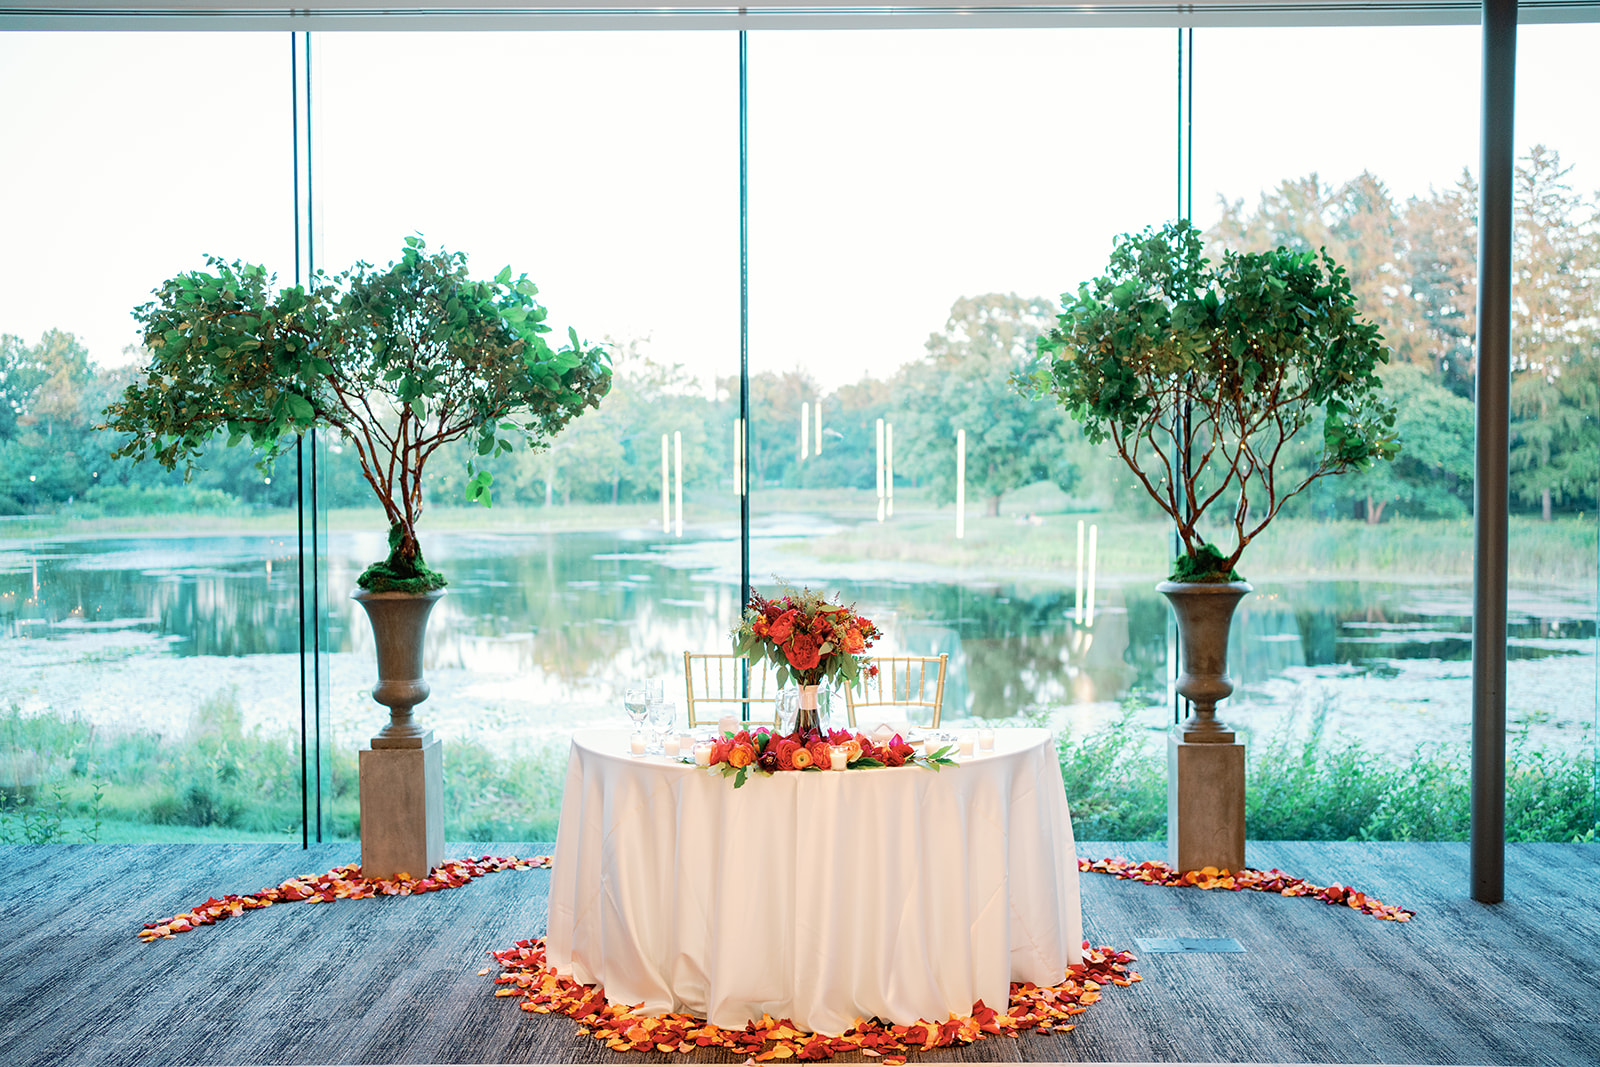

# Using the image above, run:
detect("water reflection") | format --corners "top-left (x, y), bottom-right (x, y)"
top-left (1, 529), bottom-right (1593, 755)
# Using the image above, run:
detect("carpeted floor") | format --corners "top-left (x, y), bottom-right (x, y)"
top-left (0, 841), bottom-right (1596, 1067)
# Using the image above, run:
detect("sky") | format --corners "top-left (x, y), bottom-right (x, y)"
top-left (1, 23), bottom-right (1596, 395)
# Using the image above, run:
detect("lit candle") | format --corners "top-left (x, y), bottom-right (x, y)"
top-left (663, 736), bottom-right (680, 758)
top-left (958, 737), bottom-right (975, 757)
top-left (829, 745), bottom-right (850, 771)
top-left (978, 729), bottom-right (995, 751)
top-left (630, 733), bottom-right (647, 755)
top-left (694, 742), bottom-right (714, 767)
top-left (719, 714), bottom-right (738, 736)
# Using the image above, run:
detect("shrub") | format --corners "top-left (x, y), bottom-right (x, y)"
top-left (1054, 700), bottom-right (1597, 844)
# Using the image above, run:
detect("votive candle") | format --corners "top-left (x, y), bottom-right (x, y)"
top-left (663, 736), bottom-right (680, 758)
top-left (958, 737), bottom-right (975, 757)
top-left (978, 729), bottom-right (995, 751)
top-left (829, 745), bottom-right (850, 771)
top-left (694, 742), bottom-right (714, 767)
top-left (630, 733), bottom-right (647, 755)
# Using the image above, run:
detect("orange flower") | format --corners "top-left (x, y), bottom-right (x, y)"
top-left (792, 745), bottom-right (813, 770)
top-left (727, 742), bottom-right (757, 769)
top-left (752, 615), bottom-right (770, 637)
top-left (843, 627), bottom-right (865, 654)
top-left (807, 740), bottom-right (833, 769)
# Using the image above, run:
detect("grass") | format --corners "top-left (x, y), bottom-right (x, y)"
top-left (7, 694), bottom-right (1594, 847)
top-left (1053, 700), bottom-right (1599, 844)
top-left (0, 697), bottom-right (567, 846)
top-left (798, 510), bottom-right (1597, 585)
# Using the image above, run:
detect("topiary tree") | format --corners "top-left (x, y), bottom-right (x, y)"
top-left (104, 237), bottom-right (611, 591)
top-left (1024, 220), bottom-right (1400, 581)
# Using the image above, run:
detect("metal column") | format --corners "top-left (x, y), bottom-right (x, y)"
top-left (1471, 0), bottom-right (1516, 904)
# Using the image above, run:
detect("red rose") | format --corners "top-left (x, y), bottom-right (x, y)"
top-left (768, 610), bottom-right (799, 642)
top-left (785, 631), bottom-right (822, 671)
top-left (773, 739), bottom-right (800, 771)
top-left (890, 737), bottom-right (916, 761)
top-left (883, 747), bottom-right (906, 768)
top-left (807, 740), bottom-right (833, 770)
top-left (752, 616), bottom-right (770, 637)
top-left (710, 738), bottom-right (733, 766)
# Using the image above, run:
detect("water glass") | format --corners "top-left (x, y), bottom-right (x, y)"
top-left (775, 688), bottom-right (800, 735)
top-left (648, 698), bottom-right (677, 754)
top-left (624, 686), bottom-right (649, 730)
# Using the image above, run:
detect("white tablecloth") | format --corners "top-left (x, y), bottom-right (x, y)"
top-left (544, 727), bottom-right (1082, 1036)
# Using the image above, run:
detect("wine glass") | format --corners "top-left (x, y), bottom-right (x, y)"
top-left (648, 698), bottom-right (677, 754)
top-left (624, 685), bottom-right (649, 732)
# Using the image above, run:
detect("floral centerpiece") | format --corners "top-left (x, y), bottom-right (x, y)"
top-left (699, 726), bottom-right (955, 788)
top-left (731, 585), bottom-right (883, 735)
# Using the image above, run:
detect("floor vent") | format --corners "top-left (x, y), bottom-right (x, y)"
top-left (1134, 936), bottom-right (1246, 953)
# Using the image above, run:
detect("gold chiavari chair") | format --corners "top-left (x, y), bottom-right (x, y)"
top-left (682, 652), bottom-right (780, 729)
top-left (842, 653), bottom-right (949, 729)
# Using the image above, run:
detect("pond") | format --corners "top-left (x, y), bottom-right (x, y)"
top-left (1, 523), bottom-right (1595, 762)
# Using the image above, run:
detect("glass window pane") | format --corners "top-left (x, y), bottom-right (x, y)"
top-left (745, 28), bottom-right (1172, 752)
top-left (0, 32), bottom-right (299, 843)
top-left (313, 31), bottom-right (739, 841)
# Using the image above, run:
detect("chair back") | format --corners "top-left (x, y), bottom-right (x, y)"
top-left (843, 653), bottom-right (949, 729)
top-left (683, 652), bottom-right (779, 728)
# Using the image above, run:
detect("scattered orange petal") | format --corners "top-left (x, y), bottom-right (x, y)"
top-left (1077, 856), bottom-right (1415, 921)
top-left (137, 855), bottom-right (550, 939)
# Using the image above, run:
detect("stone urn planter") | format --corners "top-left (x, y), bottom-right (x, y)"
top-left (1157, 580), bottom-right (1252, 742)
top-left (1158, 580), bottom-right (1251, 874)
top-left (352, 588), bottom-right (446, 880)
top-left (352, 588), bottom-right (446, 748)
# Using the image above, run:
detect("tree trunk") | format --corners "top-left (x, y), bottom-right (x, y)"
top-left (1542, 487), bottom-right (1553, 522)
top-left (1366, 495), bottom-right (1387, 525)
top-left (986, 494), bottom-right (1002, 517)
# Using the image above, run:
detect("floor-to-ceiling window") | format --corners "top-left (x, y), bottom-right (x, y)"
top-left (311, 31), bottom-right (739, 840)
top-left (3, 9), bottom-right (1594, 849)
top-left (744, 28), bottom-right (1173, 733)
top-left (0, 32), bottom-right (303, 842)
top-left (1509, 22), bottom-right (1600, 842)
top-left (1192, 22), bottom-right (1598, 843)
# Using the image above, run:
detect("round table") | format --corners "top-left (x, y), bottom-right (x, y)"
top-left (544, 727), bottom-right (1082, 1036)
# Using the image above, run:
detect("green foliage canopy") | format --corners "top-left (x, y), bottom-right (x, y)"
top-left (896, 293), bottom-right (1076, 515)
top-left (103, 238), bottom-right (611, 590)
top-left (1029, 220), bottom-right (1399, 578)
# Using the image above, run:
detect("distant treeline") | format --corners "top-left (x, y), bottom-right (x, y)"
top-left (3, 149), bottom-right (1595, 523)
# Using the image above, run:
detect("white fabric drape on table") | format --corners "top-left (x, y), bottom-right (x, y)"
top-left (544, 728), bottom-right (1081, 1036)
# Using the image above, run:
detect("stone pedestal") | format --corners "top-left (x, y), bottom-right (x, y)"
top-left (1168, 726), bottom-right (1246, 874)
top-left (359, 737), bottom-right (443, 881)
